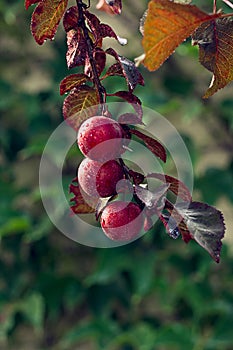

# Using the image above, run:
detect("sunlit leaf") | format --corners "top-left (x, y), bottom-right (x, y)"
top-left (130, 129), bottom-right (167, 162)
top-left (31, 0), bottom-right (68, 45)
top-left (142, 0), bottom-right (220, 71)
top-left (176, 201), bottom-right (225, 263)
top-left (60, 74), bottom-right (90, 95)
top-left (192, 17), bottom-right (233, 98)
top-left (66, 28), bottom-right (87, 69)
top-left (63, 86), bottom-right (99, 130)
top-left (148, 173), bottom-right (192, 201)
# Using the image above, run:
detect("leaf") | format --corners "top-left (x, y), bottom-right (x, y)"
top-left (85, 48), bottom-right (106, 77)
top-left (147, 173), bottom-right (192, 201)
top-left (70, 179), bottom-right (97, 214)
top-left (106, 48), bottom-right (144, 91)
top-left (98, 23), bottom-right (118, 40)
top-left (103, 62), bottom-right (124, 79)
top-left (60, 74), bottom-right (90, 95)
top-left (142, 0), bottom-right (220, 71)
top-left (63, 6), bottom-right (79, 32)
top-left (175, 201), bottom-right (225, 263)
top-left (128, 169), bottom-right (145, 185)
top-left (130, 129), bottom-right (167, 162)
top-left (192, 17), bottom-right (233, 98)
top-left (63, 86), bottom-right (99, 130)
top-left (135, 183), bottom-right (170, 208)
top-left (31, 0), bottom-right (68, 45)
top-left (118, 113), bottom-right (143, 125)
top-left (160, 213), bottom-right (181, 239)
top-left (25, 0), bottom-right (40, 10)
top-left (66, 29), bottom-right (87, 69)
top-left (111, 91), bottom-right (143, 121)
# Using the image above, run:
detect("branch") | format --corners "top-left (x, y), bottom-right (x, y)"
top-left (76, 0), bottom-right (105, 105)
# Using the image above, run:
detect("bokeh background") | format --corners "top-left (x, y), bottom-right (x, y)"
top-left (1, 0), bottom-right (233, 349)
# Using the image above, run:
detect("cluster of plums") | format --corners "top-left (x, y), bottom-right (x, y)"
top-left (77, 115), bottom-right (144, 241)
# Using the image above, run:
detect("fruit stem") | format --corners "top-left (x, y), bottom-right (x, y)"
top-left (76, 0), bottom-right (106, 108)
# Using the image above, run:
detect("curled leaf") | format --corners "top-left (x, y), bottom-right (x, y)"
top-left (192, 17), bottom-right (233, 98)
top-left (63, 86), bottom-right (99, 130)
top-left (142, 0), bottom-right (220, 71)
top-left (106, 48), bottom-right (144, 91)
top-left (31, 0), bottom-right (68, 45)
top-left (130, 129), bottom-right (167, 162)
top-left (111, 91), bottom-right (143, 122)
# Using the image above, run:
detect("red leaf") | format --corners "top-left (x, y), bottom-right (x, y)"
top-left (70, 179), bottom-right (97, 214)
top-left (147, 173), bottom-right (192, 201)
top-left (85, 48), bottom-right (106, 77)
top-left (118, 113), bottom-right (143, 125)
top-left (112, 91), bottom-right (143, 122)
top-left (142, 0), bottom-right (221, 71)
top-left (62, 85), bottom-right (99, 130)
top-left (60, 74), bottom-right (90, 95)
top-left (25, 0), bottom-right (40, 10)
top-left (98, 23), bottom-right (118, 40)
top-left (103, 62), bottom-right (124, 79)
top-left (130, 129), bottom-right (166, 162)
top-left (63, 6), bottom-right (79, 32)
top-left (31, 0), bottom-right (68, 45)
top-left (66, 29), bottom-right (87, 69)
top-left (128, 169), bottom-right (145, 185)
top-left (192, 17), bottom-right (233, 98)
top-left (106, 48), bottom-right (144, 91)
top-left (84, 11), bottom-right (101, 38)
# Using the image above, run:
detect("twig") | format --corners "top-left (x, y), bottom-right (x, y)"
top-left (76, 0), bottom-right (106, 105)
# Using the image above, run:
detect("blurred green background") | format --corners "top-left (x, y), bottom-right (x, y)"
top-left (1, 1), bottom-right (233, 349)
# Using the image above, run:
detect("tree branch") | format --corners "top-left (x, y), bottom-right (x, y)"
top-left (76, 0), bottom-right (105, 105)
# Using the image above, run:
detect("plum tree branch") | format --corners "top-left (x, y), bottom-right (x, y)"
top-left (76, 0), bottom-right (106, 105)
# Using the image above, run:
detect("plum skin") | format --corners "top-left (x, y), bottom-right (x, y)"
top-left (100, 201), bottom-right (143, 241)
top-left (78, 158), bottom-right (124, 198)
top-left (77, 116), bottom-right (124, 161)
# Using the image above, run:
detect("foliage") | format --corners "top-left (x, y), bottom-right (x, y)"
top-left (1, 0), bottom-right (233, 348)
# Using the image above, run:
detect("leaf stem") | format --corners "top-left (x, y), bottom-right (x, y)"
top-left (213, 0), bottom-right (217, 13)
top-left (76, 0), bottom-right (106, 106)
top-left (219, 11), bottom-right (233, 17)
